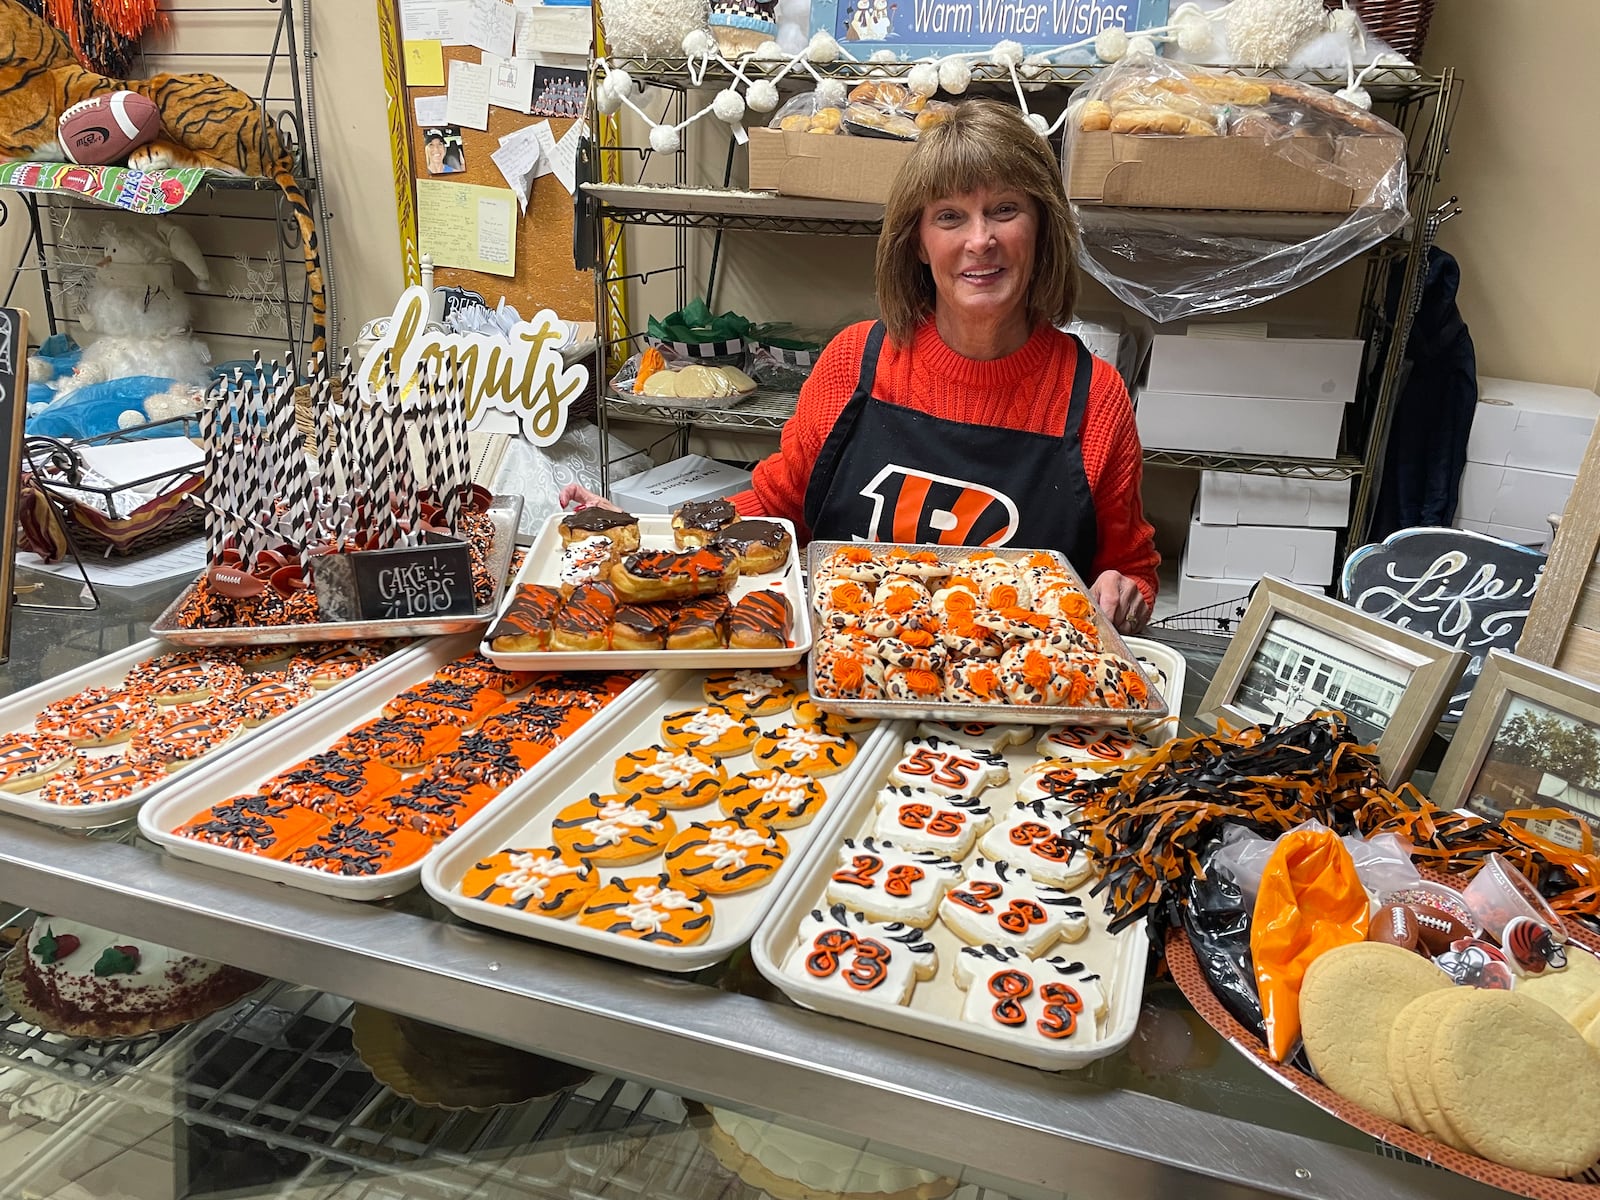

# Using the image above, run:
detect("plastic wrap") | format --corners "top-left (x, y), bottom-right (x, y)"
top-left (1212, 822), bottom-right (1422, 908)
top-left (1182, 842), bottom-right (1266, 1043)
top-left (1063, 57), bottom-right (1410, 323)
top-left (770, 92), bottom-right (845, 135)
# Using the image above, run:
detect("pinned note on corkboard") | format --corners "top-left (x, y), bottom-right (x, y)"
top-left (396, 35), bottom-right (593, 322)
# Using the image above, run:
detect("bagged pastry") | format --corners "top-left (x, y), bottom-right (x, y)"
top-left (770, 92), bottom-right (844, 136)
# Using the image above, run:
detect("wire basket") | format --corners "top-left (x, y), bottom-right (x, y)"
top-left (1150, 591), bottom-right (1257, 658)
top-left (1327, 0), bottom-right (1437, 62)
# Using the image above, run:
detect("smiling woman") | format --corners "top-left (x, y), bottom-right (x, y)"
top-left (562, 99), bottom-right (1159, 632)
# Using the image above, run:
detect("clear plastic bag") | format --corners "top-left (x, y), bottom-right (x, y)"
top-left (770, 92), bottom-right (845, 136)
top-left (1063, 56), bottom-right (1409, 323)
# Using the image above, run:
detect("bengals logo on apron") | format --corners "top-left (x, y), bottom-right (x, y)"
top-left (858, 464), bottom-right (1020, 547)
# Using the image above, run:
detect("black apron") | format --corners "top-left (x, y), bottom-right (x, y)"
top-left (802, 322), bottom-right (1099, 575)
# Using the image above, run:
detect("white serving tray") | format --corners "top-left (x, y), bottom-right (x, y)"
top-left (1123, 637), bottom-right (1188, 745)
top-left (424, 670), bottom-right (897, 972)
top-left (751, 708), bottom-right (1178, 1071)
top-left (482, 513), bottom-right (813, 671)
top-left (136, 633), bottom-right (653, 901)
top-left (0, 638), bottom-right (411, 831)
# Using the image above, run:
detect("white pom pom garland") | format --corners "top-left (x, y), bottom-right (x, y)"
top-left (682, 28), bottom-right (716, 56)
top-left (1094, 27), bottom-right (1129, 61)
top-left (870, 48), bottom-right (899, 62)
top-left (990, 39), bottom-right (1024, 67)
top-left (1335, 85), bottom-right (1372, 110)
top-left (1025, 112), bottom-right (1049, 135)
top-left (752, 39), bottom-right (786, 60)
top-left (807, 32), bottom-right (841, 62)
top-left (712, 88), bottom-right (746, 123)
top-left (649, 124), bottom-right (682, 153)
top-left (816, 78), bottom-right (848, 108)
top-left (908, 62), bottom-right (940, 96)
top-left (1127, 34), bottom-right (1157, 58)
top-left (747, 79), bottom-right (780, 112)
top-left (938, 57), bottom-right (972, 94)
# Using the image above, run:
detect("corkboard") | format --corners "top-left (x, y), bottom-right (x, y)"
top-left (403, 44), bottom-right (592, 320)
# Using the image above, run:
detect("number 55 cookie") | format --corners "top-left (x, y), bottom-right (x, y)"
top-left (889, 737), bottom-right (1009, 798)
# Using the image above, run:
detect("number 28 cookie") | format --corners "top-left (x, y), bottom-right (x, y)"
top-left (825, 837), bottom-right (962, 926)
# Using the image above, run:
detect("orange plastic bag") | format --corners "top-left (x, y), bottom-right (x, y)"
top-left (1250, 825), bottom-right (1371, 1061)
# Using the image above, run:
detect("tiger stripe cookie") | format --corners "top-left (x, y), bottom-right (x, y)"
top-left (701, 670), bottom-right (797, 716)
top-left (751, 725), bottom-right (857, 777)
top-left (613, 745), bottom-right (727, 810)
top-left (459, 847), bottom-right (598, 917)
top-left (660, 705), bottom-right (760, 758)
top-left (550, 793), bottom-right (675, 864)
top-left (718, 769), bottom-right (827, 829)
top-left (938, 859), bottom-right (1088, 956)
top-left (665, 820), bottom-right (787, 894)
top-left (579, 875), bottom-right (714, 946)
top-left (781, 904), bottom-right (937, 1006)
top-left (824, 837), bottom-right (962, 926)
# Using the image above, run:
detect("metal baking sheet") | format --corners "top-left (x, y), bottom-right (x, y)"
top-left (804, 541), bottom-right (1169, 727)
top-left (424, 670), bottom-right (895, 972)
top-left (0, 638), bottom-right (413, 831)
top-left (482, 513), bottom-right (812, 671)
top-left (148, 495), bottom-right (522, 646)
top-left (751, 714), bottom-right (1159, 1072)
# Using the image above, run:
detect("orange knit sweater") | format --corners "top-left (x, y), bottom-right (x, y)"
top-left (732, 319), bottom-right (1160, 605)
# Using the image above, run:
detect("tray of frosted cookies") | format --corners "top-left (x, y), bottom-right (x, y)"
top-left (0, 636), bottom-right (409, 830)
top-left (482, 506), bottom-right (811, 671)
top-left (424, 667), bottom-right (895, 971)
top-left (806, 541), bottom-right (1168, 727)
top-left (137, 632), bottom-right (644, 900)
top-left (750, 637), bottom-right (1182, 1070)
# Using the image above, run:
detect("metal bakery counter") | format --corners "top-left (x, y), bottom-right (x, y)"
top-left (0, 576), bottom-right (1501, 1200)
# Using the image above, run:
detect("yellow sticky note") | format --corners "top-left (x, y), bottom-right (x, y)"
top-left (404, 40), bottom-right (445, 87)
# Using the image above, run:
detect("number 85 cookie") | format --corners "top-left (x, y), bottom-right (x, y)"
top-left (954, 945), bottom-right (1108, 1047)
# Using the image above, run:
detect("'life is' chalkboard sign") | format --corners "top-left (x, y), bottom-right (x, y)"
top-left (1, 307), bottom-right (29, 663)
top-left (1342, 526), bottom-right (1545, 721)
top-left (313, 540), bottom-right (476, 622)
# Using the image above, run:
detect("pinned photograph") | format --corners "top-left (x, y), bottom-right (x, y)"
top-left (531, 67), bottom-right (587, 119)
top-left (1200, 576), bottom-right (1467, 786)
top-left (423, 126), bottom-right (466, 176)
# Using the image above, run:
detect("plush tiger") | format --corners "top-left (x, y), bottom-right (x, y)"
top-left (0, 0), bottom-right (326, 356)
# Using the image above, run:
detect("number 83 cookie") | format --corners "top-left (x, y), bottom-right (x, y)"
top-left (780, 904), bottom-right (937, 1006)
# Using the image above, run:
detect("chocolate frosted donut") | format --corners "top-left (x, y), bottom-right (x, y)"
top-left (729, 589), bottom-right (792, 649)
top-left (710, 519), bottom-right (792, 575)
top-left (559, 507), bottom-right (640, 551)
top-left (488, 584), bottom-right (564, 652)
top-left (672, 498), bottom-right (739, 548)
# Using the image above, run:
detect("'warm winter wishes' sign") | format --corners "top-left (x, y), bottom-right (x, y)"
top-left (815, 0), bottom-right (1167, 53)
top-left (357, 286), bottom-right (588, 448)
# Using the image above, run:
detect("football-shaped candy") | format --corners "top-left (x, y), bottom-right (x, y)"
top-left (1412, 905), bottom-right (1472, 956)
top-left (1367, 902), bottom-right (1427, 956)
top-left (59, 91), bottom-right (160, 166)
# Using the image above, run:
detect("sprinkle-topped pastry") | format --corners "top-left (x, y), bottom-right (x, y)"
top-left (479, 702), bottom-right (586, 760)
top-left (702, 669), bottom-right (796, 716)
top-left (978, 800), bottom-right (1096, 888)
top-left (430, 732), bottom-right (527, 788)
top-left (35, 687), bottom-right (153, 746)
top-left (708, 519), bottom-right (792, 575)
top-left (384, 680), bottom-right (506, 728)
top-left (286, 816), bottom-right (435, 876)
top-left (267, 752), bottom-right (401, 818)
top-left (996, 643), bottom-right (1076, 706)
top-left (141, 659), bottom-right (245, 705)
top-left (888, 737), bottom-right (1009, 798)
top-left (37, 755), bottom-right (169, 807)
top-left (131, 710), bottom-right (242, 771)
top-left (176, 792), bottom-right (326, 858)
top-left (781, 905), bottom-right (936, 1005)
top-left (954, 946), bottom-right (1107, 1046)
top-left (672, 497), bottom-right (738, 548)
top-left (293, 642), bottom-right (389, 689)
top-left (728, 589), bottom-right (793, 650)
top-left (122, 650), bottom-right (215, 690)
top-left (378, 773), bottom-right (496, 838)
top-left (578, 874), bottom-right (714, 945)
top-left (434, 655), bottom-right (538, 696)
top-left (825, 837), bottom-right (963, 926)
top-left (488, 584), bottom-right (564, 653)
top-left (460, 847), bottom-right (597, 916)
top-left (938, 859), bottom-right (1088, 956)
top-left (613, 744), bottom-right (727, 809)
top-left (751, 725), bottom-right (857, 777)
top-left (334, 715), bottom-right (463, 770)
top-left (660, 705), bottom-right (759, 757)
top-left (559, 534), bottom-right (618, 595)
top-left (871, 784), bottom-right (992, 858)
top-left (883, 548), bottom-right (950, 583)
top-left (665, 820), bottom-right (788, 894)
top-left (718, 769), bottom-right (826, 829)
top-left (232, 675), bottom-right (315, 727)
top-left (550, 792), bottom-right (675, 864)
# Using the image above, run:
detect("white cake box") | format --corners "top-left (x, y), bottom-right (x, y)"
top-left (1184, 518), bottom-right (1338, 587)
top-left (1147, 329), bottom-right (1364, 402)
top-left (1468, 377), bottom-right (1600, 475)
top-left (1196, 471), bottom-right (1351, 528)
top-left (1137, 390), bottom-right (1346, 459)
top-left (608, 454), bottom-right (752, 515)
top-left (1457, 462), bottom-right (1578, 535)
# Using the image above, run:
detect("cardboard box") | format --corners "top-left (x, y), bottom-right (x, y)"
top-left (1197, 471), bottom-right (1351, 528)
top-left (609, 454), bottom-right (751, 516)
top-left (1137, 390), bottom-right (1346, 459)
top-left (1454, 517), bottom-right (1551, 552)
top-left (1184, 518), bottom-right (1337, 586)
top-left (1176, 572), bottom-right (1259, 614)
top-left (1147, 329), bottom-right (1364, 402)
top-left (1467, 377), bottom-right (1600, 475)
top-left (1456, 462), bottom-right (1576, 536)
top-left (1067, 130), bottom-right (1405, 213)
top-left (747, 128), bottom-right (914, 205)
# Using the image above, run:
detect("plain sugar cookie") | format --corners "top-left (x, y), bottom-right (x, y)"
top-left (1299, 942), bottom-right (1452, 1126)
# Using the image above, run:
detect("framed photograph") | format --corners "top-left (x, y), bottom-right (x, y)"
top-left (1433, 650), bottom-right (1600, 849)
top-left (808, 0), bottom-right (1169, 62)
top-left (1199, 576), bottom-right (1468, 786)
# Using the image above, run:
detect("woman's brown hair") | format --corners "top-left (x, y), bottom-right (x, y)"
top-left (875, 98), bottom-right (1080, 344)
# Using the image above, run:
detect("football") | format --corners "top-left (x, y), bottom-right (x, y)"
top-left (59, 91), bottom-right (161, 166)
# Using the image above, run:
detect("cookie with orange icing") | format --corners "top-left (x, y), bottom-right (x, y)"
top-left (659, 705), bottom-right (759, 758)
top-left (232, 675), bottom-right (315, 727)
top-left (881, 664), bottom-right (947, 703)
top-left (37, 755), bottom-right (167, 806)
top-left (267, 751), bottom-right (402, 819)
top-left (384, 679), bottom-right (506, 728)
top-left (480, 703), bottom-right (587, 763)
top-left (35, 687), bottom-right (153, 746)
top-left (792, 692), bottom-right (876, 735)
top-left (550, 793), bottom-right (675, 864)
top-left (175, 791), bottom-right (327, 858)
top-left (944, 660), bottom-right (1008, 706)
top-left (429, 731), bottom-right (527, 788)
top-left (578, 874), bottom-right (714, 945)
top-left (460, 846), bottom-right (597, 916)
top-left (814, 577), bottom-right (874, 629)
top-left (377, 773), bottom-right (498, 838)
top-left (701, 669), bottom-right (796, 716)
top-left (752, 725), bottom-right (857, 777)
top-left (141, 659), bottom-right (245, 705)
top-left (613, 745), bottom-right (727, 809)
top-left (863, 579), bottom-right (936, 639)
top-left (286, 815), bottom-right (435, 875)
top-left (811, 639), bottom-right (883, 701)
top-left (875, 631), bottom-right (947, 674)
top-left (435, 654), bottom-right (538, 696)
top-left (718, 769), bottom-right (827, 829)
top-left (130, 709), bottom-right (243, 770)
top-left (665, 820), bottom-right (788, 894)
top-left (998, 643), bottom-right (1075, 706)
top-left (333, 716), bottom-right (462, 771)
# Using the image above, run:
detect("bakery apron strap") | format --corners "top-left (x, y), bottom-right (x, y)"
top-left (802, 322), bottom-right (1099, 574)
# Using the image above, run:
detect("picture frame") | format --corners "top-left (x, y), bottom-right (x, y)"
top-left (808, 0), bottom-right (1169, 63)
top-left (1432, 649), bottom-right (1600, 849)
top-left (1198, 576), bottom-right (1468, 786)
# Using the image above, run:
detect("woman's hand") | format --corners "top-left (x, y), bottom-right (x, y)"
top-left (1090, 570), bottom-right (1151, 635)
top-left (558, 483), bottom-right (621, 512)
